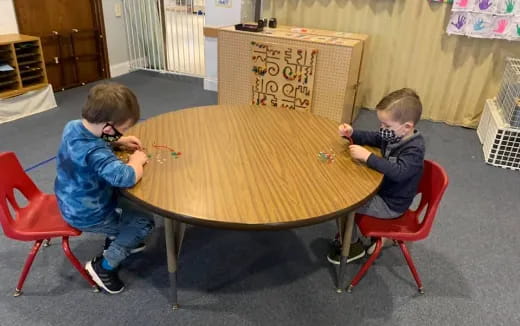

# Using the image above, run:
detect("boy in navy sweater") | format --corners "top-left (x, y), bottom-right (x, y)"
top-left (328, 88), bottom-right (425, 264)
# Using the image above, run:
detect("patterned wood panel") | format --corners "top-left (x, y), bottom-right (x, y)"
top-left (218, 28), bottom-right (364, 123)
top-left (251, 41), bottom-right (317, 111)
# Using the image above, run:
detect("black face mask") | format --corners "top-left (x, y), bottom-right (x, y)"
top-left (379, 127), bottom-right (402, 144)
top-left (101, 123), bottom-right (123, 142)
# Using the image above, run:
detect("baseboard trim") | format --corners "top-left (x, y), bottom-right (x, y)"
top-left (110, 61), bottom-right (131, 78)
top-left (203, 78), bottom-right (218, 92)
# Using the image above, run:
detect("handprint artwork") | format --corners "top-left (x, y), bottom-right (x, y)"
top-left (452, 15), bottom-right (467, 29)
top-left (474, 18), bottom-right (485, 30)
top-left (478, 0), bottom-right (493, 10)
top-left (506, 0), bottom-right (515, 13)
top-left (494, 19), bottom-right (508, 33)
top-left (447, 0), bottom-right (520, 40)
top-left (457, 0), bottom-right (469, 6)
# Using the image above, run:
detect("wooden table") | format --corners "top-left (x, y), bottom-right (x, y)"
top-left (123, 104), bottom-right (382, 309)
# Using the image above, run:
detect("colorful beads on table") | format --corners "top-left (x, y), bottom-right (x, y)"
top-left (318, 150), bottom-right (336, 163)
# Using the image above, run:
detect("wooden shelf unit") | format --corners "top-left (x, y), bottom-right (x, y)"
top-left (0, 34), bottom-right (48, 99)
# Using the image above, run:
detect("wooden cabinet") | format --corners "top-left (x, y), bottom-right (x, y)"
top-left (0, 34), bottom-right (48, 99)
top-left (14, 0), bottom-right (109, 91)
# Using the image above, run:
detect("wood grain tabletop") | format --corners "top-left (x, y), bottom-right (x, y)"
top-left (123, 105), bottom-right (382, 229)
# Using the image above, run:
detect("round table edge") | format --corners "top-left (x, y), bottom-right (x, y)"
top-left (121, 183), bottom-right (381, 230)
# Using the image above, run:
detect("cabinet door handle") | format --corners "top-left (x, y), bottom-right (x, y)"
top-left (52, 30), bottom-right (59, 35)
top-left (54, 57), bottom-right (59, 64)
top-left (72, 28), bottom-right (79, 33)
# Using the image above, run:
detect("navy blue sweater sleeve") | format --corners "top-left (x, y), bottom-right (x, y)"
top-left (366, 146), bottom-right (424, 182)
top-left (351, 130), bottom-right (382, 147)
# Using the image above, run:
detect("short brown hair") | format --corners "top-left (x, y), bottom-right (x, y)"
top-left (376, 88), bottom-right (422, 124)
top-left (82, 83), bottom-right (140, 125)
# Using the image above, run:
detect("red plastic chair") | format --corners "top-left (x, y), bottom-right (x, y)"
top-left (347, 160), bottom-right (449, 294)
top-left (0, 152), bottom-right (97, 296)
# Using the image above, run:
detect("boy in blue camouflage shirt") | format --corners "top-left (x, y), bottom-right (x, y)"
top-left (55, 83), bottom-right (153, 294)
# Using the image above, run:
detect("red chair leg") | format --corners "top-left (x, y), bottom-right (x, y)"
top-left (61, 237), bottom-right (98, 290)
top-left (347, 238), bottom-right (383, 292)
top-left (397, 241), bottom-right (424, 294)
top-left (15, 240), bottom-right (43, 296)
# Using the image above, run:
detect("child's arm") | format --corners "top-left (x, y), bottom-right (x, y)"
top-left (351, 130), bottom-right (382, 147)
top-left (338, 123), bottom-right (381, 147)
top-left (87, 147), bottom-right (142, 187)
top-left (366, 147), bottom-right (424, 182)
top-left (113, 136), bottom-right (143, 151)
top-left (127, 150), bottom-right (148, 183)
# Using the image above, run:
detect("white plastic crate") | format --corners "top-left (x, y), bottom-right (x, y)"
top-left (496, 57), bottom-right (520, 128)
top-left (477, 99), bottom-right (520, 171)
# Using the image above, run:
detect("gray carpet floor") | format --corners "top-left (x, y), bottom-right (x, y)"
top-left (0, 71), bottom-right (518, 326)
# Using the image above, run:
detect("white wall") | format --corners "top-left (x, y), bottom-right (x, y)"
top-left (102, 0), bottom-right (131, 77)
top-left (0, 0), bottom-right (18, 34)
top-left (203, 0), bottom-right (243, 92)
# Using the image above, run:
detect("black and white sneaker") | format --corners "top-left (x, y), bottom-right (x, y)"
top-left (85, 256), bottom-right (125, 294)
top-left (327, 239), bottom-right (366, 265)
top-left (104, 237), bottom-right (146, 255)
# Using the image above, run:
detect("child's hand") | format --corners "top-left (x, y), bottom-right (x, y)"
top-left (115, 136), bottom-right (143, 151)
top-left (349, 145), bottom-right (372, 162)
top-left (129, 150), bottom-right (148, 166)
top-left (338, 123), bottom-right (353, 137)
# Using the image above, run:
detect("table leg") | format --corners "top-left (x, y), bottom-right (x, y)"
top-left (336, 211), bottom-right (356, 293)
top-left (174, 221), bottom-right (186, 258)
top-left (164, 219), bottom-right (179, 310)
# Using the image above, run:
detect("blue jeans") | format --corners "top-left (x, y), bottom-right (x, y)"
top-left (80, 202), bottom-right (155, 268)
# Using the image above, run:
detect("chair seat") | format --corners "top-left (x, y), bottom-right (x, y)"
top-left (10, 194), bottom-right (80, 241)
top-left (356, 212), bottom-right (424, 241)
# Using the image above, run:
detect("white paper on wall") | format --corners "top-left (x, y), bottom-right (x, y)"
top-left (508, 16), bottom-right (520, 39)
top-left (447, 0), bottom-right (520, 40)
top-left (496, 0), bottom-right (518, 15)
top-left (447, 12), bottom-right (471, 34)
top-left (493, 16), bottom-right (511, 38)
top-left (467, 13), bottom-right (495, 37)
top-left (452, 0), bottom-right (475, 11)
top-left (474, 0), bottom-right (498, 14)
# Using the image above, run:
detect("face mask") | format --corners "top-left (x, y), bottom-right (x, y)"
top-left (379, 127), bottom-right (402, 143)
top-left (101, 123), bottom-right (123, 142)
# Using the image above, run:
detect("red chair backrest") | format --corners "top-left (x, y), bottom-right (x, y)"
top-left (410, 160), bottom-right (449, 240)
top-left (0, 152), bottom-right (43, 238)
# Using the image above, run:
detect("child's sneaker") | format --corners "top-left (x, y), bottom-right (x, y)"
top-left (104, 237), bottom-right (146, 255)
top-left (327, 239), bottom-right (366, 265)
top-left (366, 237), bottom-right (395, 255)
top-left (85, 256), bottom-right (125, 294)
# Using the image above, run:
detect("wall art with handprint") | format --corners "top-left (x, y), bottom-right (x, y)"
top-left (475, 0), bottom-right (497, 13)
top-left (447, 12), bottom-right (470, 34)
top-left (497, 0), bottom-right (519, 14)
top-left (447, 0), bottom-right (520, 40)
top-left (467, 13), bottom-right (495, 37)
top-left (453, 0), bottom-right (474, 11)
top-left (493, 17), bottom-right (510, 35)
top-left (508, 16), bottom-right (520, 39)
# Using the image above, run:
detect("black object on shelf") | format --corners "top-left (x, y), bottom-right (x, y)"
top-left (22, 74), bottom-right (43, 82)
top-left (0, 71), bottom-right (16, 80)
top-left (0, 79), bottom-right (18, 87)
top-left (269, 18), bottom-right (277, 28)
top-left (17, 59), bottom-right (41, 66)
top-left (17, 52), bottom-right (40, 59)
top-left (235, 23), bottom-right (264, 33)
